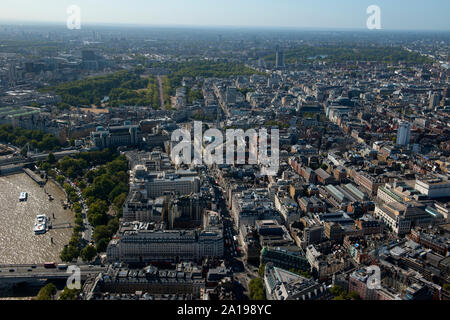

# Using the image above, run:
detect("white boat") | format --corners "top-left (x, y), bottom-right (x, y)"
top-left (19, 192), bottom-right (28, 201)
top-left (33, 215), bottom-right (47, 235)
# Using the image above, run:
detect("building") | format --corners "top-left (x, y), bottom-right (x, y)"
top-left (355, 215), bottom-right (383, 235)
top-left (264, 263), bottom-right (329, 300)
top-left (274, 193), bottom-right (300, 224)
top-left (290, 217), bottom-right (324, 248)
top-left (415, 175), bottom-right (450, 198)
top-left (83, 262), bottom-right (205, 300)
top-left (298, 196), bottom-right (326, 214)
top-left (353, 171), bottom-right (384, 196)
top-left (275, 48), bottom-right (285, 69)
top-left (256, 219), bottom-right (295, 248)
top-left (374, 182), bottom-right (433, 235)
top-left (305, 244), bottom-right (350, 280)
top-left (131, 169), bottom-right (201, 198)
top-left (91, 122), bottom-right (140, 149)
top-left (231, 189), bottom-right (281, 228)
top-left (429, 93), bottom-right (441, 109)
top-left (122, 191), bottom-right (164, 222)
top-left (260, 246), bottom-right (310, 272)
top-left (409, 228), bottom-right (449, 256)
top-left (323, 222), bottom-right (344, 242)
top-left (315, 168), bottom-right (334, 184)
top-left (374, 202), bottom-right (412, 236)
top-left (348, 267), bottom-right (399, 300)
top-left (396, 121), bottom-right (411, 146)
top-left (107, 220), bottom-right (223, 264)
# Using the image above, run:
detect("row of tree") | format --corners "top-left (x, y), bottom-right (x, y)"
top-left (35, 283), bottom-right (80, 300)
top-left (38, 149), bottom-right (128, 262)
top-left (0, 124), bottom-right (62, 152)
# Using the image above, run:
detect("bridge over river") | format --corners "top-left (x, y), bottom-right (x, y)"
top-left (0, 264), bottom-right (107, 287)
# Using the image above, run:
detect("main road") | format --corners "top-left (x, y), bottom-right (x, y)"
top-left (157, 75), bottom-right (166, 109)
top-left (0, 264), bottom-right (107, 282)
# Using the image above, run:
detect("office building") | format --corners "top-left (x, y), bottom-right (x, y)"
top-left (396, 121), bottom-right (411, 146)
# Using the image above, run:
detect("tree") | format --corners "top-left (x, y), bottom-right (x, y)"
top-left (80, 245), bottom-right (97, 262)
top-left (106, 157), bottom-right (128, 174)
top-left (258, 264), bottom-right (266, 278)
top-left (289, 268), bottom-right (312, 278)
top-left (108, 182), bottom-right (128, 202)
top-left (39, 161), bottom-right (51, 172)
top-left (87, 199), bottom-right (108, 226)
top-left (96, 238), bottom-right (109, 253)
top-left (20, 146), bottom-right (28, 157)
top-left (348, 291), bottom-right (361, 300)
top-left (73, 203), bottom-right (82, 214)
top-left (56, 175), bottom-right (65, 185)
top-left (47, 152), bottom-right (56, 164)
top-left (107, 217), bottom-right (119, 235)
top-left (330, 285), bottom-right (344, 297)
top-left (58, 287), bottom-right (80, 300)
top-left (93, 225), bottom-right (111, 243)
top-left (249, 278), bottom-right (266, 300)
top-left (113, 193), bottom-right (127, 215)
top-left (60, 244), bottom-right (79, 262)
top-left (36, 283), bottom-right (57, 300)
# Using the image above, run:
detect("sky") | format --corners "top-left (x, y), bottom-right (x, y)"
top-left (0, 0), bottom-right (449, 31)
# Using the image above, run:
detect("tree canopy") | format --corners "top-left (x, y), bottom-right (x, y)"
top-left (249, 278), bottom-right (266, 300)
top-left (0, 124), bottom-right (62, 152)
top-left (36, 283), bottom-right (57, 300)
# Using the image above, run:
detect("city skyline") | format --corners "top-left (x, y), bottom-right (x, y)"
top-left (0, 0), bottom-right (450, 31)
top-left (0, 0), bottom-right (449, 305)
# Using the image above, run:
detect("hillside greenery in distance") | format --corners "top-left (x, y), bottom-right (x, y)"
top-left (146, 60), bottom-right (266, 96)
top-left (42, 69), bottom-right (159, 108)
top-left (264, 45), bottom-right (433, 64)
top-left (40, 60), bottom-right (264, 109)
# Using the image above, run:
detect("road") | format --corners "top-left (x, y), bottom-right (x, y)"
top-left (0, 263), bottom-right (106, 280)
top-left (157, 75), bottom-right (165, 109)
top-left (208, 174), bottom-right (256, 299)
top-left (0, 149), bottom-right (80, 166)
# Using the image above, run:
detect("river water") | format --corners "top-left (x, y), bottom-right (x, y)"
top-left (0, 173), bottom-right (74, 264)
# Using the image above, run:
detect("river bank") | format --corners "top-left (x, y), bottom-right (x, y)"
top-left (0, 173), bottom-right (74, 264)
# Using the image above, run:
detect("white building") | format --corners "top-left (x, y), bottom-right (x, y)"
top-left (107, 220), bottom-right (223, 263)
top-left (415, 176), bottom-right (450, 198)
top-left (396, 121), bottom-right (411, 146)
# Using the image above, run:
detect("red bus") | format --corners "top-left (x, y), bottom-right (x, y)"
top-left (43, 262), bottom-right (56, 268)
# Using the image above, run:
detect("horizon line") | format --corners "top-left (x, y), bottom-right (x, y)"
top-left (1, 19), bottom-right (450, 33)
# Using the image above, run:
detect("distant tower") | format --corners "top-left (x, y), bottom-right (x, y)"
top-left (443, 87), bottom-right (450, 99)
top-left (429, 93), bottom-right (441, 110)
top-left (396, 121), bottom-right (411, 146)
top-left (258, 58), bottom-right (265, 69)
top-left (275, 47), bottom-right (284, 69)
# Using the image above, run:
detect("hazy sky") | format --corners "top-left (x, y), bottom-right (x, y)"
top-left (0, 0), bottom-right (449, 31)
